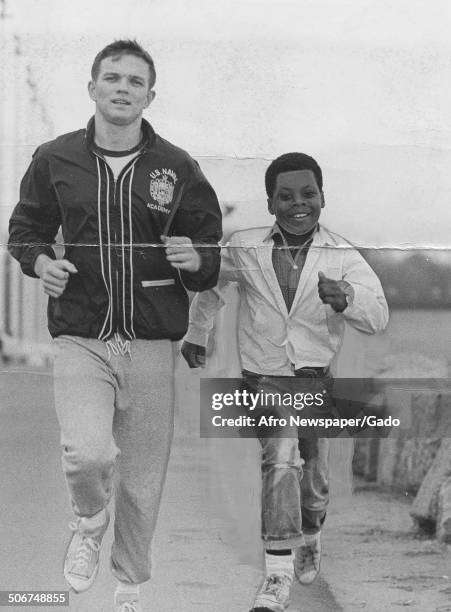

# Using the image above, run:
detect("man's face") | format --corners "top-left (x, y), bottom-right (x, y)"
top-left (268, 169), bottom-right (324, 235)
top-left (88, 54), bottom-right (155, 126)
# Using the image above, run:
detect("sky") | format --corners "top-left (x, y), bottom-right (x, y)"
top-left (4, 0), bottom-right (451, 247)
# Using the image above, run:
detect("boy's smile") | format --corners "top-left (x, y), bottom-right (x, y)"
top-left (268, 169), bottom-right (324, 235)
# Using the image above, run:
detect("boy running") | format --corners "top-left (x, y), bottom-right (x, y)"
top-left (182, 152), bottom-right (388, 611)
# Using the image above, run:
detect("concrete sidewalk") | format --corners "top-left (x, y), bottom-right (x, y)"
top-left (0, 365), bottom-right (342, 611)
top-left (2, 365), bottom-right (450, 611)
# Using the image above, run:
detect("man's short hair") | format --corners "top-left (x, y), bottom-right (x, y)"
top-left (265, 152), bottom-right (323, 197)
top-left (91, 39), bottom-right (156, 89)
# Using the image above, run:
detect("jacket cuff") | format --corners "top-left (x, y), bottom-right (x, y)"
top-left (23, 246), bottom-right (56, 278)
top-left (342, 283), bottom-right (367, 318)
top-left (183, 326), bottom-right (209, 347)
top-left (337, 280), bottom-right (355, 310)
top-left (180, 247), bottom-right (220, 292)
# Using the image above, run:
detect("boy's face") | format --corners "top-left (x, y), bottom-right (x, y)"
top-left (268, 169), bottom-right (324, 235)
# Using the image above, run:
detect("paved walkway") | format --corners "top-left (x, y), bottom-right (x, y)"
top-left (1, 365), bottom-right (450, 611)
top-left (0, 366), bottom-right (342, 611)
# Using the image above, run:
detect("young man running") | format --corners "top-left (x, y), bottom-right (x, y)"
top-left (8, 39), bottom-right (222, 612)
top-left (182, 152), bottom-right (388, 611)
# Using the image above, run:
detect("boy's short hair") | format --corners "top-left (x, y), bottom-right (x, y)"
top-left (91, 39), bottom-right (156, 89)
top-left (265, 152), bottom-right (323, 197)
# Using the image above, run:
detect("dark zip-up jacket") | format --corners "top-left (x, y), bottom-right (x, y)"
top-left (8, 118), bottom-right (222, 341)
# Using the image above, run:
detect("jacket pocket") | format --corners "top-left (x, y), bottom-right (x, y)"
top-left (134, 281), bottom-right (188, 338)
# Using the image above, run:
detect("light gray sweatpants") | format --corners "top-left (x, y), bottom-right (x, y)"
top-left (52, 334), bottom-right (174, 584)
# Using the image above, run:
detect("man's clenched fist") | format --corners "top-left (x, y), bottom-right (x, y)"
top-left (34, 255), bottom-right (78, 298)
top-left (161, 235), bottom-right (201, 272)
top-left (317, 271), bottom-right (350, 313)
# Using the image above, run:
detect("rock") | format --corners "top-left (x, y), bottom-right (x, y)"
top-left (353, 437), bottom-right (380, 481)
top-left (396, 437), bottom-right (442, 494)
top-left (378, 436), bottom-right (404, 487)
top-left (437, 477), bottom-right (451, 543)
top-left (411, 438), bottom-right (451, 524)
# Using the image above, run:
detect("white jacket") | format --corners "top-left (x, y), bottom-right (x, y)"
top-left (185, 225), bottom-right (389, 375)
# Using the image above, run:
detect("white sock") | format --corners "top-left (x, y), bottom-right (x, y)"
top-left (81, 508), bottom-right (107, 529)
top-left (304, 532), bottom-right (320, 544)
top-left (115, 581), bottom-right (140, 595)
top-left (265, 551), bottom-right (294, 578)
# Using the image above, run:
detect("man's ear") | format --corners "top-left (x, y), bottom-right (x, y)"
top-left (145, 89), bottom-right (156, 108)
top-left (267, 197), bottom-right (274, 216)
top-left (88, 81), bottom-right (96, 102)
top-left (321, 191), bottom-right (325, 208)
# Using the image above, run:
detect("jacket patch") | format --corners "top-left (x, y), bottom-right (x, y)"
top-left (147, 202), bottom-right (171, 214)
top-left (148, 168), bottom-right (178, 207)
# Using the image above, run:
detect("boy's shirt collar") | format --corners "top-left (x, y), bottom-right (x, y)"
top-left (265, 222), bottom-right (324, 244)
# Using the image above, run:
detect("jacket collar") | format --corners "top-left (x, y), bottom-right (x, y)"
top-left (84, 116), bottom-right (156, 152)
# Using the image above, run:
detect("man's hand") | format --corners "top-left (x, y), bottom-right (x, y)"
top-left (181, 341), bottom-right (206, 368)
top-left (34, 254), bottom-right (78, 298)
top-left (317, 271), bottom-right (349, 313)
top-left (161, 235), bottom-right (201, 272)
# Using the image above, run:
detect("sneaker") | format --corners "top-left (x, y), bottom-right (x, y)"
top-left (63, 510), bottom-right (109, 593)
top-left (114, 591), bottom-right (142, 612)
top-left (294, 532), bottom-right (321, 585)
top-left (250, 573), bottom-right (292, 612)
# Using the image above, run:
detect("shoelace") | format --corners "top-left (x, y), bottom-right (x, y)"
top-left (119, 603), bottom-right (139, 612)
top-left (68, 522), bottom-right (100, 574)
top-left (297, 544), bottom-right (319, 571)
top-left (262, 574), bottom-right (290, 597)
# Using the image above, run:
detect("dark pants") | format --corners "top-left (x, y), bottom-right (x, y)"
top-left (241, 369), bottom-right (331, 549)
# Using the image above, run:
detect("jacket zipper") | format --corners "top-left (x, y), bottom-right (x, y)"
top-left (113, 177), bottom-right (120, 330)
top-left (96, 150), bottom-right (145, 338)
top-left (113, 149), bottom-right (146, 338)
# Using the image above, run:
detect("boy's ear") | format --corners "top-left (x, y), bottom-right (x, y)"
top-left (321, 191), bottom-right (325, 208)
top-left (267, 197), bottom-right (275, 215)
